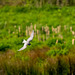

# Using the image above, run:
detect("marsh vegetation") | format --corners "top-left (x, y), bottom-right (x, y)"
top-left (0, 0), bottom-right (75, 75)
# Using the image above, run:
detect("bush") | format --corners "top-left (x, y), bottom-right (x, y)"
top-left (57, 56), bottom-right (70, 75)
top-left (0, 41), bottom-right (10, 51)
top-left (46, 38), bottom-right (64, 47)
top-left (46, 48), bottom-right (69, 56)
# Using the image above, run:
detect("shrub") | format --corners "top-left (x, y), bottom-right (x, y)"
top-left (57, 56), bottom-right (70, 75)
top-left (46, 48), bottom-right (69, 56)
top-left (0, 41), bottom-right (10, 51)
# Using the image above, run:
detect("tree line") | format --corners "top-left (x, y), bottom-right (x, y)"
top-left (0, 0), bottom-right (75, 6)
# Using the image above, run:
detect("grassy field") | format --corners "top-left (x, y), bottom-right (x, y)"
top-left (0, 5), bottom-right (75, 75)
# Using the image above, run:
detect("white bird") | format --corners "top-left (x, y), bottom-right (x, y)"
top-left (18, 30), bottom-right (34, 51)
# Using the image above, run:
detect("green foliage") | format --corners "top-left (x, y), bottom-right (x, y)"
top-left (0, 5), bottom-right (75, 75)
top-left (57, 56), bottom-right (70, 75)
top-left (55, 43), bottom-right (65, 49)
top-left (0, 40), bottom-right (11, 51)
top-left (46, 38), bottom-right (64, 47)
top-left (46, 38), bottom-right (56, 47)
top-left (46, 48), bottom-right (69, 56)
top-left (0, 6), bottom-right (74, 52)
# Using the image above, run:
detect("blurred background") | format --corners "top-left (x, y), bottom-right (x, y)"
top-left (0, 0), bottom-right (75, 6)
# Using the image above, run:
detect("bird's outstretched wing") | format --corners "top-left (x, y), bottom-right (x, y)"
top-left (18, 30), bottom-right (34, 51)
top-left (27, 30), bottom-right (34, 42)
top-left (18, 44), bottom-right (27, 51)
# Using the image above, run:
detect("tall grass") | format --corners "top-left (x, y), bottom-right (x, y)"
top-left (0, 47), bottom-right (75, 75)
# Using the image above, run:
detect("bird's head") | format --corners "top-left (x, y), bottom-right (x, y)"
top-left (22, 39), bottom-right (27, 44)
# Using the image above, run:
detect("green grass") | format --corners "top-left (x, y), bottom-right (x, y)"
top-left (0, 6), bottom-right (75, 28)
top-left (0, 5), bottom-right (75, 50)
top-left (0, 5), bottom-right (75, 75)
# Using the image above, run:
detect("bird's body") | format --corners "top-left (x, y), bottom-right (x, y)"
top-left (18, 30), bottom-right (34, 51)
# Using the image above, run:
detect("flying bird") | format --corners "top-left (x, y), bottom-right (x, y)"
top-left (18, 30), bottom-right (34, 51)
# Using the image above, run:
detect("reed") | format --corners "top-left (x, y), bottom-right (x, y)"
top-left (52, 26), bottom-right (54, 32)
top-left (45, 24), bottom-right (49, 33)
top-left (29, 30), bottom-right (32, 36)
top-left (34, 24), bottom-right (36, 31)
top-left (47, 30), bottom-right (50, 36)
top-left (72, 31), bottom-right (75, 36)
top-left (56, 39), bottom-right (58, 44)
top-left (14, 25), bottom-right (16, 28)
top-left (64, 25), bottom-right (66, 30)
top-left (58, 34), bottom-right (63, 39)
top-left (46, 30), bottom-right (50, 40)
top-left (57, 25), bottom-right (61, 33)
top-left (13, 32), bottom-right (15, 34)
top-left (37, 30), bottom-right (39, 35)
top-left (26, 29), bottom-right (28, 36)
top-left (70, 26), bottom-right (72, 32)
top-left (72, 39), bottom-right (74, 45)
top-left (54, 28), bottom-right (58, 33)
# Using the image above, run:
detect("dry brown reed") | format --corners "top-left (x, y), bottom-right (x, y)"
top-left (37, 30), bottom-right (40, 41)
top-left (37, 30), bottom-right (39, 35)
top-left (13, 32), bottom-right (15, 34)
top-left (72, 39), bottom-right (74, 45)
top-left (70, 26), bottom-right (72, 32)
top-left (45, 24), bottom-right (49, 33)
top-left (52, 26), bottom-right (54, 32)
top-left (28, 46), bottom-right (49, 60)
top-left (26, 29), bottom-right (28, 36)
top-left (57, 25), bottom-right (61, 33)
top-left (14, 25), bottom-right (16, 28)
top-left (27, 26), bottom-right (33, 36)
top-left (29, 30), bottom-right (32, 36)
top-left (46, 30), bottom-right (50, 40)
top-left (64, 25), bottom-right (66, 30)
top-left (34, 24), bottom-right (36, 31)
top-left (56, 39), bottom-right (58, 44)
top-left (47, 30), bottom-right (50, 36)
top-left (58, 34), bottom-right (63, 39)
top-left (44, 25), bottom-right (49, 40)
top-left (55, 28), bottom-right (58, 33)
top-left (72, 31), bottom-right (75, 36)
top-left (0, 46), bottom-right (75, 75)
top-left (52, 25), bottom-right (61, 33)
